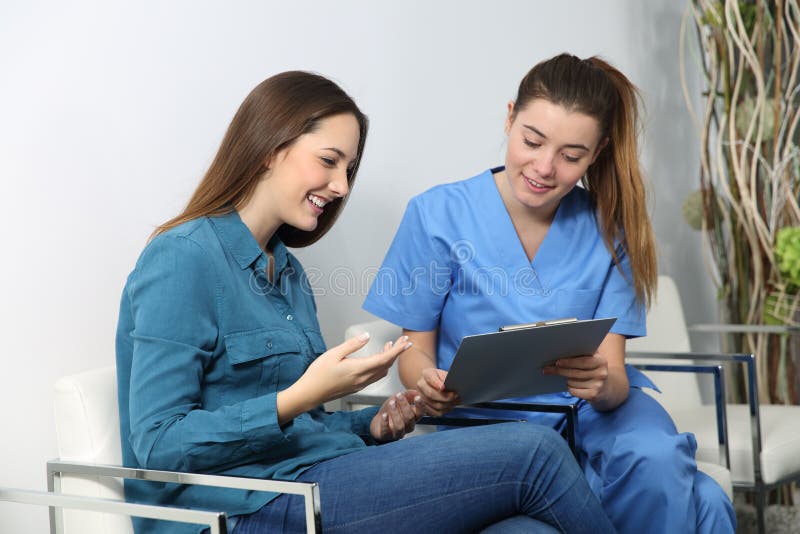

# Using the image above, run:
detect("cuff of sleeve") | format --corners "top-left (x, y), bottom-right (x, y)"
top-left (353, 406), bottom-right (380, 444)
top-left (240, 392), bottom-right (292, 453)
top-left (610, 320), bottom-right (646, 339)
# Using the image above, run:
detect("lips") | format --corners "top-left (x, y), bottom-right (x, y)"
top-left (523, 174), bottom-right (555, 192)
top-left (307, 194), bottom-right (328, 208)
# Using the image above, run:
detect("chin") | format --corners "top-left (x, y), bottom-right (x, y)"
top-left (296, 219), bottom-right (319, 232)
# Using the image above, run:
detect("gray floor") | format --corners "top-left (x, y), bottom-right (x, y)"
top-left (734, 494), bottom-right (800, 534)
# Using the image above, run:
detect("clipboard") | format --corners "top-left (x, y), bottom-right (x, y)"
top-left (443, 317), bottom-right (617, 404)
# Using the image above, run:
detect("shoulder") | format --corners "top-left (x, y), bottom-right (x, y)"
top-left (403, 169), bottom-right (496, 232)
top-left (412, 168), bottom-right (494, 208)
top-left (132, 219), bottom-right (221, 289)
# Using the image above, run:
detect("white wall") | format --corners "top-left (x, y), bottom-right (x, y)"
top-left (0, 1), bottom-right (715, 530)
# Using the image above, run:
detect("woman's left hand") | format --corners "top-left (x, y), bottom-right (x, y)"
top-left (542, 351), bottom-right (609, 403)
top-left (369, 390), bottom-right (424, 442)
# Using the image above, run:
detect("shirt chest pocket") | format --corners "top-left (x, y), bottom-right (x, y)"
top-left (223, 329), bottom-right (301, 397)
top-left (549, 288), bottom-right (602, 320)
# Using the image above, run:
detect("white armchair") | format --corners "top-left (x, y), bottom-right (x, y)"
top-left (44, 366), bottom-right (320, 534)
top-left (626, 275), bottom-right (800, 534)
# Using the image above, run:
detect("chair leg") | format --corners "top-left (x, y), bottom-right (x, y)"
top-left (754, 488), bottom-right (766, 534)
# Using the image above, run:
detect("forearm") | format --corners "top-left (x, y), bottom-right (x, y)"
top-left (276, 381), bottom-right (321, 425)
top-left (589, 365), bottom-right (629, 411)
top-left (398, 345), bottom-right (435, 388)
top-left (398, 328), bottom-right (439, 388)
top-left (132, 393), bottom-right (288, 472)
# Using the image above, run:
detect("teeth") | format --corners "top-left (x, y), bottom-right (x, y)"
top-left (527, 177), bottom-right (550, 188)
top-left (308, 195), bottom-right (327, 208)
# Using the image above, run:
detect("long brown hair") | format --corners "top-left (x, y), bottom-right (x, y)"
top-left (512, 53), bottom-right (657, 306)
top-left (154, 71), bottom-right (369, 247)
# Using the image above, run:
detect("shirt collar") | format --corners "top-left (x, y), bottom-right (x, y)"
top-left (209, 210), bottom-right (289, 274)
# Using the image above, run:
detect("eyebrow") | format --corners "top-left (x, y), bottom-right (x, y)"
top-left (322, 147), bottom-right (355, 162)
top-left (522, 124), bottom-right (590, 151)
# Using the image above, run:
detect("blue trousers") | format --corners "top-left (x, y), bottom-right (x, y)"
top-left (452, 389), bottom-right (736, 534)
top-left (576, 388), bottom-right (735, 534)
top-left (235, 423), bottom-right (614, 533)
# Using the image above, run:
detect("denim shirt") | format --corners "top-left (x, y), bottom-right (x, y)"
top-left (116, 211), bottom-right (378, 534)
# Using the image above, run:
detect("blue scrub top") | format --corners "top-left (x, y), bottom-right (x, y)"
top-left (363, 168), bottom-right (655, 406)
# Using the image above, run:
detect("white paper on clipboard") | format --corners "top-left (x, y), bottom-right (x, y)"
top-left (443, 317), bottom-right (617, 404)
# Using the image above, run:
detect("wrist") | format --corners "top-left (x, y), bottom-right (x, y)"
top-left (277, 381), bottom-right (320, 424)
top-left (590, 369), bottom-right (629, 411)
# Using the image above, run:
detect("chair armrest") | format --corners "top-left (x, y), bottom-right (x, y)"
top-left (627, 353), bottom-right (731, 469)
top-left (627, 350), bottom-right (764, 486)
top-left (0, 486), bottom-right (229, 534)
top-left (469, 402), bottom-right (579, 458)
top-left (689, 323), bottom-right (800, 335)
top-left (47, 460), bottom-right (320, 534)
top-left (342, 394), bottom-right (579, 458)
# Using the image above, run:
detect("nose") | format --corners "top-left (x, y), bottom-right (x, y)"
top-left (532, 151), bottom-right (555, 179)
top-left (328, 167), bottom-right (350, 198)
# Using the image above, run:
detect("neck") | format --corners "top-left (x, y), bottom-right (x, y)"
top-left (493, 170), bottom-right (558, 226)
top-left (237, 201), bottom-right (281, 253)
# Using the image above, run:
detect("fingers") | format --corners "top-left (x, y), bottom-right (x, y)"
top-left (421, 367), bottom-right (447, 391)
top-left (326, 331), bottom-right (374, 360)
top-left (387, 392), bottom-right (417, 435)
top-left (557, 355), bottom-right (604, 370)
top-left (414, 387), bottom-right (459, 416)
top-left (377, 391), bottom-right (421, 440)
top-left (376, 335), bottom-right (414, 365)
top-left (415, 377), bottom-right (457, 404)
top-left (346, 335), bottom-right (411, 380)
top-left (400, 390), bottom-right (425, 419)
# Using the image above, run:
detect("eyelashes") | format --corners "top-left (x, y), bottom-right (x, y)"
top-left (522, 138), bottom-right (581, 163)
top-left (321, 156), bottom-right (356, 176)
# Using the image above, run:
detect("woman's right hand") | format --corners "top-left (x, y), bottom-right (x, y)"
top-left (416, 367), bottom-right (460, 416)
top-left (296, 333), bottom-right (412, 407)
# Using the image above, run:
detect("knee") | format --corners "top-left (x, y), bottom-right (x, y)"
top-left (481, 422), bottom-right (573, 462)
top-left (695, 472), bottom-right (736, 530)
top-left (604, 430), bottom-right (696, 487)
top-left (502, 422), bottom-right (568, 451)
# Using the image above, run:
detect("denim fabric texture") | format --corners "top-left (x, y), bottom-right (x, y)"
top-left (234, 424), bottom-right (614, 534)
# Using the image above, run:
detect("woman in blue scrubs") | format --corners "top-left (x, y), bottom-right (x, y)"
top-left (364, 53), bottom-right (736, 534)
top-left (117, 70), bottom-right (615, 534)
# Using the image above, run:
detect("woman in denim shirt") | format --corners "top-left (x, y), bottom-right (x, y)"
top-left (116, 71), bottom-right (615, 534)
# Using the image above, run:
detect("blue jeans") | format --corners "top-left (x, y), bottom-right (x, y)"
top-left (234, 423), bottom-right (614, 533)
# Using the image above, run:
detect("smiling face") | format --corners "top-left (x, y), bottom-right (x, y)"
top-left (501, 98), bottom-right (606, 221)
top-left (243, 112), bottom-right (361, 244)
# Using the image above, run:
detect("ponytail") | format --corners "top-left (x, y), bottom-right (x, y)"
top-left (584, 57), bottom-right (657, 306)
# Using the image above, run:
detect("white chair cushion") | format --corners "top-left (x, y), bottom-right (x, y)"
top-left (671, 404), bottom-right (800, 485)
top-left (697, 461), bottom-right (734, 501)
top-left (53, 366), bottom-right (131, 534)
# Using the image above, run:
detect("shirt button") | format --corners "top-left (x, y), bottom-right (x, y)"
top-left (286, 314), bottom-right (293, 321)
top-left (266, 341), bottom-right (273, 349)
